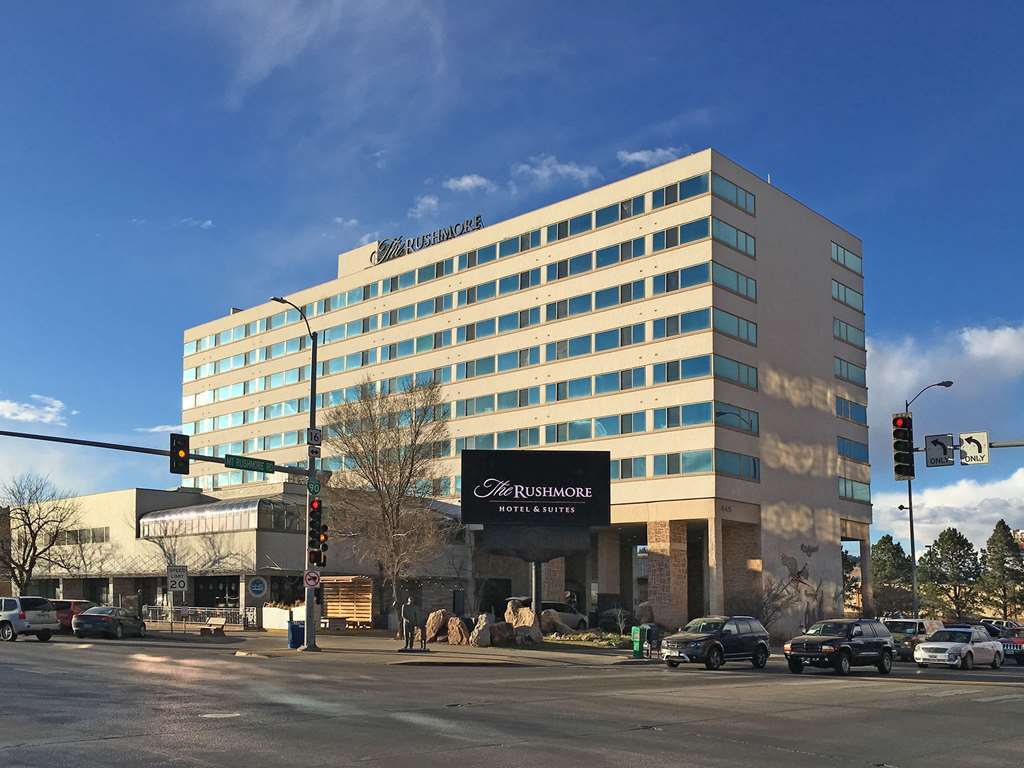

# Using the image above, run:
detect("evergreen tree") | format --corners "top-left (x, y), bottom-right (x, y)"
top-left (979, 519), bottom-right (1024, 620)
top-left (842, 550), bottom-right (861, 611)
top-left (871, 534), bottom-right (913, 616)
top-left (918, 527), bottom-right (981, 621)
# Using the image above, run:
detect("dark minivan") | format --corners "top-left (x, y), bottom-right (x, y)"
top-left (661, 615), bottom-right (771, 670)
top-left (784, 618), bottom-right (894, 675)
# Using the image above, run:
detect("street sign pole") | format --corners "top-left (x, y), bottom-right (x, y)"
top-left (302, 329), bottom-right (320, 652)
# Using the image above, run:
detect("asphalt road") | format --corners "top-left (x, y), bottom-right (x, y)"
top-left (3, 635), bottom-right (1023, 768)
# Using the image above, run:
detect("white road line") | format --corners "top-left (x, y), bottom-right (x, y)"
top-left (920, 688), bottom-right (980, 697)
top-left (972, 694), bottom-right (1024, 703)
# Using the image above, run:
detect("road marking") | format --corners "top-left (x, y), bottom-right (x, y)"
top-left (56, 643), bottom-right (94, 650)
top-left (200, 713), bottom-right (241, 719)
top-left (920, 688), bottom-right (980, 697)
top-left (972, 694), bottom-right (1024, 703)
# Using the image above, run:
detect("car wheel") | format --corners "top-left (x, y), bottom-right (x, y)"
top-left (665, 660), bottom-right (679, 669)
top-left (834, 651), bottom-right (851, 676)
top-left (74, 630), bottom-right (86, 639)
top-left (36, 630), bottom-right (51, 642)
top-left (704, 646), bottom-right (724, 670)
top-left (961, 652), bottom-right (973, 671)
top-left (752, 645), bottom-right (769, 669)
top-left (877, 650), bottom-right (893, 675)
top-left (991, 653), bottom-right (1003, 670)
top-left (1, 622), bottom-right (16, 642)
top-left (787, 658), bottom-right (804, 674)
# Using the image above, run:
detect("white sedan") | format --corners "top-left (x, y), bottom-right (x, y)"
top-left (914, 626), bottom-right (1004, 670)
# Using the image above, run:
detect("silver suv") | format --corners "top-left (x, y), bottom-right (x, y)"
top-left (1, 596), bottom-right (60, 641)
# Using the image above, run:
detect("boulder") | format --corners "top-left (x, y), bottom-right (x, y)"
top-left (514, 625), bottom-right (543, 646)
top-left (447, 616), bottom-right (471, 646)
top-left (636, 601), bottom-right (655, 625)
top-left (503, 599), bottom-right (523, 625)
top-left (469, 613), bottom-right (493, 647)
top-left (489, 621), bottom-right (515, 646)
top-left (425, 609), bottom-right (452, 643)
top-left (505, 600), bottom-right (540, 630)
top-left (539, 609), bottom-right (574, 635)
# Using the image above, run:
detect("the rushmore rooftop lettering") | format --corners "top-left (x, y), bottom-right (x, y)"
top-left (370, 214), bottom-right (483, 266)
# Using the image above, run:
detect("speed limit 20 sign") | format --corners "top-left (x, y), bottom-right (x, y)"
top-left (167, 565), bottom-right (188, 593)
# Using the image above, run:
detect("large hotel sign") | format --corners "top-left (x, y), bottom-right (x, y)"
top-left (461, 449), bottom-right (611, 527)
top-left (370, 214), bottom-right (484, 266)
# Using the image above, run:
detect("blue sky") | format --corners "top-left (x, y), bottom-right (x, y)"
top-left (1, 2), bottom-right (1023, 547)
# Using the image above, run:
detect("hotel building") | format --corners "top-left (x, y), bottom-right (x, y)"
top-left (180, 148), bottom-right (872, 634)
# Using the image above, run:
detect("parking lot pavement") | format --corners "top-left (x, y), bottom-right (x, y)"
top-left (3, 638), bottom-right (1022, 768)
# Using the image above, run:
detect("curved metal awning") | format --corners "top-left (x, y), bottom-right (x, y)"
top-left (139, 496), bottom-right (299, 523)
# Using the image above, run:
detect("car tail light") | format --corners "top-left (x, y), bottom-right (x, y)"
top-left (18, 610), bottom-right (26, 620)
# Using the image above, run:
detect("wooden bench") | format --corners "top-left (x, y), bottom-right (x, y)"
top-left (199, 617), bottom-right (227, 637)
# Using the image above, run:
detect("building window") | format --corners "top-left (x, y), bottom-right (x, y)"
top-left (611, 457), bottom-right (646, 480)
top-left (595, 237), bottom-right (645, 268)
top-left (713, 355), bottom-right (758, 389)
top-left (831, 242), bottom-right (862, 275)
top-left (714, 401), bottom-right (759, 434)
top-left (713, 308), bottom-right (758, 345)
top-left (653, 354), bottom-right (713, 384)
top-left (833, 317), bottom-right (865, 349)
top-left (653, 449), bottom-right (714, 476)
top-left (711, 262), bottom-right (757, 301)
top-left (836, 396), bottom-right (867, 425)
top-left (652, 173), bottom-right (709, 209)
top-left (839, 476), bottom-right (871, 503)
top-left (653, 401), bottom-right (714, 430)
top-left (712, 218), bottom-right (756, 258)
top-left (714, 449), bottom-right (760, 481)
top-left (652, 217), bottom-right (711, 252)
top-left (838, 436), bottom-right (870, 463)
top-left (831, 279), bottom-right (864, 312)
top-left (712, 174), bottom-right (756, 215)
top-left (834, 356), bottom-right (866, 386)
top-left (653, 308), bottom-right (712, 339)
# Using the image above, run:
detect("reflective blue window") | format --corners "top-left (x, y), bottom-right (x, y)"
top-left (595, 286), bottom-right (618, 309)
top-left (568, 335), bottom-right (591, 357)
top-left (595, 204), bottom-right (619, 228)
top-left (569, 213), bottom-right (593, 236)
top-left (679, 173), bottom-right (710, 200)
top-left (836, 396), bottom-right (868, 425)
top-left (478, 244), bottom-right (497, 265)
top-left (680, 217), bottom-right (710, 243)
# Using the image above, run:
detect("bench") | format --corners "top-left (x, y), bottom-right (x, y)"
top-left (199, 617), bottom-right (227, 637)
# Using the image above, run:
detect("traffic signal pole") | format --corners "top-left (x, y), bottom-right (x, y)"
top-left (303, 328), bottom-right (320, 652)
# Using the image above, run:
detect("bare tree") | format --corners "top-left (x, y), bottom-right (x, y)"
top-left (0, 473), bottom-right (81, 593)
top-left (323, 377), bottom-right (455, 629)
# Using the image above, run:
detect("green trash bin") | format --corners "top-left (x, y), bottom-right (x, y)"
top-left (631, 625), bottom-right (644, 658)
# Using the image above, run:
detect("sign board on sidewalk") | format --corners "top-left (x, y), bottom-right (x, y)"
top-left (960, 431), bottom-right (990, 465)
top-left (247, 576), bottom-right (268, 600)
top-left (925, 434), bottom-right (955, 467)
top-left (303, 570), bottom-right (321, 588)
top-left (167, 565), bottom-right (188, 593)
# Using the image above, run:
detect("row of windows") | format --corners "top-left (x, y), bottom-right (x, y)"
top-left (711, 173), bottom-right (756, 215)
top-left (653, 448), bottom-right (760, 481)
top-left (545, 322), bottom-right (645, 362)
top-left (57, 527), bottom-right (111, 545)
top-left (652, 400), bottom-right (760, 434)
top-left (455, 387), bottom-right (541, 417)
top-left (652, 260), bottom-right (757, 302)
top-left (833, 317), bottom-right (865, 349)
top-left (838, 436), bottom-right (870, 463)
top-left (838, 476), bottom-right (871, 503)
top-left (652, 353), bottom-right (758, 390)
top-left (546, 367), bottom-right (645, 403)
top-left (832, 279), bottom-right (864, 312)
top-left (836, 396), bottom-right (868, 425)
top-left (457, 346), bottom-right (541, 380)
top-left (456, 428), bottom-right (541, 452)
top-left (831, 241), bottom-right (862, 275)
top-left (545, 411), bottom-right (647, 443)
top-left (834, 356), bottom-right (866, 387)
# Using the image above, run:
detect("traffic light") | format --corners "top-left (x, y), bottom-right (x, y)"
top-left (319, 524), bottom-right (329, 553)
top-left (308, 496), bottom-right (322, 566)
top-left (169, 433), bottom-right (190, 475)
top-left (892, 413), bottom-right (915, 481)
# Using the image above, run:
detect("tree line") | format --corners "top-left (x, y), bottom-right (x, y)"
top-left (872, 520), bottom-right (1024, 621)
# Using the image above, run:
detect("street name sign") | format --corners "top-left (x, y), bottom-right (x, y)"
top-left (925, 434), bottom-right (954, 467)
top-left (224, 454), bottom-right (275, 474)
top-left (167, 565), bottom-right (188, 593)
top-left (960, 431), bottom-right (990, 465)
top-left (303, 570), bottom-right (321, 588)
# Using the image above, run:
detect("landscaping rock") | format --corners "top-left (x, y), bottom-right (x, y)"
top-left (489, 621), bottom-right (515, 646)
top-left (447, 616), bottom-right (471, 646)
top-left (514, 625), bottom-right (543, 646)
top-left (469, 613), bottom-right (493, 647)
top-left (539, 609), bottom-right (573, 635)
top-left (505, 600), bottom-right (540, 629)
top-left (425, 609), bottom-right (452, 642)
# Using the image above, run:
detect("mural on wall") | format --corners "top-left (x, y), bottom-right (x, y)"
top-left (781, 543), bottom-right (842, 629)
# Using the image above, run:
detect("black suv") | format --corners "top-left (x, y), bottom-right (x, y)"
top-left (784, 618), bottom-right (894, 675)
top-left (661, 615), bottom-right (770, 670)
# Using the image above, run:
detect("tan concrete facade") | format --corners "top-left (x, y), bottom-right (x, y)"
top-left (181, 148), bottom-right (872, 635)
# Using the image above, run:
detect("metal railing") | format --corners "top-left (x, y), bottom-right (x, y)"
top-left (142, 605), bottom-right (257, 628)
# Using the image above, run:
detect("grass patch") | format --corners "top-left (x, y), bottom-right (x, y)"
top-left (544, 630), bottom-right (632, 649)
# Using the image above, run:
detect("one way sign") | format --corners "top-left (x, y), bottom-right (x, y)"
top-left (925, 434), bottom-right (954, 467)
top-left (960, 431), bottom-right (990, 465)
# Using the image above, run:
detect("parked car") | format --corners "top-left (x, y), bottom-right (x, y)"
top-left (661, 615), bottom-right (770, 670)
top-left (882, 618), bottom-right (943, 661)
top-left (980, 622), bottom-right (1005, 639)
top-left (72, 607), bottom-right (146, 639)
top-left (0, 596), bottom-right (59, 641)
top-left (784, 618), bottom-right (894, 675)
top-left (502, 597), bottom-right (588, 630)
top-left (991, 619), bottom-right (1021, 630)
top-left (1000, 626), bottom-right (1024, 665)
top-left (913, 626), bottom-right (1003, 669)
top-left (50, 599), bottom-right (97, 631)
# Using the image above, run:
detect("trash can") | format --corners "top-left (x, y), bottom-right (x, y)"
top-left (287, 620), bottom-right (305, 649)
top-left (631, 625), bottom-right (645, 658)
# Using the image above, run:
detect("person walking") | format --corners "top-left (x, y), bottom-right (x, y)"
top-left (401, 597), bottom-right (420, 650)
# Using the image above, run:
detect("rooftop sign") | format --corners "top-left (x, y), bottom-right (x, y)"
top-left (370, 214), bottom-right (483, 266)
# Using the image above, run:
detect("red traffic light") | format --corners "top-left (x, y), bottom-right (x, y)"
top-left (893, 416), bottom-right (907, 428)
top-left (310, 497), bottom-right (321, 511)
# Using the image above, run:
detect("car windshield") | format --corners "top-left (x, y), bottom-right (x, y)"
top-left (683, 619), bottom-right (723, 633)
top-left (84, 607), bottom-right (116, 615)
top-left (929, 630), bottom-right (971, 643)
top-left (806, 622), bottom-right (851, 636)
top-left (885, 621), bottom-right (917, 634)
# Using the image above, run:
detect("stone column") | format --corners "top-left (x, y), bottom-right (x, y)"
top-left (647, 520), bottom-right (687, 628)
top-left (596, 529), bottom-right (621, 612)
top-left (707, 516), bottom-right (725, 615)
top-left (542, 557), bottom-right (565, 602)
top-left (859, 537), bottom-right (874, 617)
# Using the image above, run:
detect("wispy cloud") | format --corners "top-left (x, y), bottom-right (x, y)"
top-left (617, 147), bottom-right (682, 168)
top-left (408, 194), bottom-right (439, 220)
top-left (358, 231), bottom-right (381, 245)
top-left (511, 154), bottom-right (600, 188)
top-left (133, 424), bottom-right (184, 434)
top-left (0, 395), bottom-right (71, 426)
top-left (333, 216), bottom-right (359, 228)
top-left (443, 174), bottom-right (496, 193)
top-left (178, 217), bottom-right (215, 230)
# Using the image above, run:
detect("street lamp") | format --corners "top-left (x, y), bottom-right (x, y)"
top-left (271, 296), bottom-right (320, 652)
top-left (901, 379), bottom-right (953, 619)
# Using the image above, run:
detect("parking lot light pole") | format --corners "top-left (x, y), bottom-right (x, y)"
top-left (901, 380), bottom-right (953, 619)
top-left (271, 296), bottom-right (320, 651)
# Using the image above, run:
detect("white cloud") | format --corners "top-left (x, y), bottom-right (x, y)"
top-left (443, 174), bottom-right (496, 193)
top-left (178, 217), bottom-right (215, 230)
top-left (358, 231), bottom-right (381, 245)
top-left (616, 147), bottom-right (682, 168)
top-left (873, 468), bottom-right (1024, 549)
top-left (408, 194), bottom-right (439, 220)
top-left (511, 154), bottom-right (600, 188)
top-left (0, 395), bottom-right (70, 426)
top-left (369, 149), bottom-right (388, 169)
top-left (333, 217), bottom-right (359, 228)
top-left (960, 323), bottom-right (1024, 373)
top-left (134, 424), bottom-right (184, 434)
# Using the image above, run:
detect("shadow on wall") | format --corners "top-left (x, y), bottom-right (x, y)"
top-left (760, 366), bottom-right (833, 413)
top-left (760, 433), bottom-right (832, 479)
